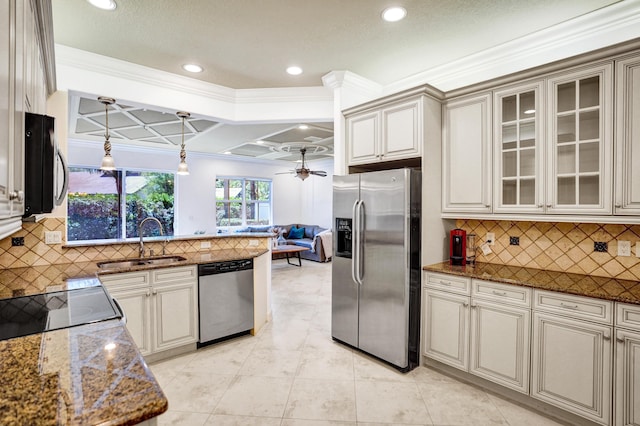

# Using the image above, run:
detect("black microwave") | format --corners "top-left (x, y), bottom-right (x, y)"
top-left (24, 113), bottom-right (68, 217)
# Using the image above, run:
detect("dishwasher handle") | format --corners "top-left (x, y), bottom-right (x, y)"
top-left (198, 259), bottom-right (253, 275)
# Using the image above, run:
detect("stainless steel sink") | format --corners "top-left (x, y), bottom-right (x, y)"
top-left (97, 255), bottom-right (187, 270)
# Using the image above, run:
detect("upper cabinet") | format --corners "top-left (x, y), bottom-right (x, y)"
top-left (614, 52), bottom-right (640, 216)
top-left (546, 63), bottom-right (613, 215)
top-left (493, 81), bottom-right (544, 214)
top-left (442, 93), bottom-right (492, 214)
top-left (0, 0), bottom-right (54, 239)
top-left (442, 56), bottom-right (621, 221)
top-left (346, 95), bottom-right (426, 166)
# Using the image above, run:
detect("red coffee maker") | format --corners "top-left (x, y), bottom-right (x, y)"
top-left (450, 229), bottom-right (467, 266)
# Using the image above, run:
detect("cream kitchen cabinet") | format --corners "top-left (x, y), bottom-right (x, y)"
top-left (346, 96), bottom-right (425, 166)
top-left (442, 92), bottom-right (493, 214)
top-left (100, 265), bottom-right (198, 358)
top-left (423, 272), bottom-right (471, 371)
top-left (469, 279), bottom-right (531, 393)
top-left (493, 81), bottom-right (544, 214)
top-left (546, 63), bottom-right (613, 215)
top-left (532, 290), bottom-right (613, 425)
top-left (614, 53), bottom-right (640, 216)
top-left (0, 0), bottom-right (25, 238)
top-left (615, 303), bottom-right (640, 426)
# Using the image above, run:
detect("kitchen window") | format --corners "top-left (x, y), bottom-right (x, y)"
top-left (216, 177), bottom-right (272, 228)
top-left (67, 167), bottom-right (175, 242)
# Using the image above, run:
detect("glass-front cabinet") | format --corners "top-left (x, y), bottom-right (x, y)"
top-left (494, 82), bottom-right (543, 213)
top-left (547, 64), bottom-right (613, 215)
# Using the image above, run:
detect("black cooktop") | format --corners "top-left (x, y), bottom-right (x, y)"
top-left (0, 284), bottom-right (122, 341)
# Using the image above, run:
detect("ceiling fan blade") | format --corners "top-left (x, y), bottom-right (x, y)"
top-left (310, 170), bottom-right (327, 177)
top-left (275, 170), bottom-right (295, 175)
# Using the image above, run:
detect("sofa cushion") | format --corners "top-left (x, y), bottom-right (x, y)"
top-left (296, 224), bottom-right (323, 239)
top-left (287, 226), bottom-right (305, 239)
top-left (293, 239), bottom-right (314, 250)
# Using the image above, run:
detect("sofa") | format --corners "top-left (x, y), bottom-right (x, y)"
top-left (236, 224), bottom-right (331, 262)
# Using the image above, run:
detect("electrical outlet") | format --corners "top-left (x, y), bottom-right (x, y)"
top-left (200, 241), bottom-right (211, 249)
top-left (11, 237), bottom-right (24, 246)
top-left (44, 231), bottom-right (62, 245)
top-left (509, 236), bottom-right (520, 246)
top-left (618, 241), bottom-right (631, 257)
top-left (486, 232), bottom-right (495, 246)
top-left (248, 239), bottom-right (259, 247)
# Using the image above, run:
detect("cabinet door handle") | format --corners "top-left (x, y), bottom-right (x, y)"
top-left (546, 204), bottom-right (552, 208)
top-left (463, 301), bottom-right (469, 307)
top-left (484, 204), bottom-right (490, 208)
top-left (560, 302), bottom-right (579, 310)
top-left (603, 330), bottom-right (611, 341)
top-left (615, 203), bottom-right (622, 208)
top-left (616, 337), bottom-right (625, 343)
top-left (492, 290), bottom-right (507, 297)
top-left (146, 290), bottom-right (151, 297)
top-left (439, 280), bottom-right (451, 286)
top-left (537, 204), bottom-right (543, 208)
top-left (152, 289), bottom-right (157, 295)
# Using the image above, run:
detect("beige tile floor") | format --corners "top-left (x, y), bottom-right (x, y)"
top-left (151, 260), bottom-right (565, 426)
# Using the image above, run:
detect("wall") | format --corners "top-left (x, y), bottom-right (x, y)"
top-left (456, 219), bottom-right (640, 281)
top-left (66, 140), bottom-right (333, 235)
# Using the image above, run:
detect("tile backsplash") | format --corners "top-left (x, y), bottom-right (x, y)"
top-left (0, 218), bottom-right (269, 269)
top-left (457, 219), bottom-right (640, 281)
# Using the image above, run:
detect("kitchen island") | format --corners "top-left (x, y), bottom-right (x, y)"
top-left (0, 242), bottom-right (271, 425)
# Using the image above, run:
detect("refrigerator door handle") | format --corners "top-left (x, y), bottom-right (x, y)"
top-left (356, 200), bottom-right (364, 284)
top-left (351, 200), bottom-right (360, 285)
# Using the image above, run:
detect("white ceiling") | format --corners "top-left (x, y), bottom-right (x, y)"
top-left (52, 0), bottom-right (621, 89)
top-left (53, 0), bottom-right (631, 161)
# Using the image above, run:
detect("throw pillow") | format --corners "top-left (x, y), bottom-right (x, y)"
top-left (287, 226), bottom-right (305, 239)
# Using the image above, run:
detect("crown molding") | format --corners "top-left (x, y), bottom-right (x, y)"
top-left (55, 45), bottom-right (332, 109)
top-left (382, 0), bottom-right (640, 95)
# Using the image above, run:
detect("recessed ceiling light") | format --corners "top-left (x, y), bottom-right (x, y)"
top-left (298, 124), bottom-right (309, 130)
top-left (382, 7), bottom-right (407, 22)
top-left (87, 0), bottom-right (117, 10)
top-left (286, 66), bottom-right (303, 76)
top-left (182, 64), bottom-right (203, 73)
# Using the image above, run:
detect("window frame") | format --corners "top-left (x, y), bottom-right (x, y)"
top-left (66, 165), bottom-right (177, 243)
top-left (215, 176), bottom-right (273, 229)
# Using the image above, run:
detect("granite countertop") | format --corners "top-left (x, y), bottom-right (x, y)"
top-left (0, 319), bottom-right (167, 425)
top-left (423, 262), bottom-right (640, 305)
top-left (0, 248), bottom-right (269, 299)
top-left (0, 247), bottom-right (269, 424)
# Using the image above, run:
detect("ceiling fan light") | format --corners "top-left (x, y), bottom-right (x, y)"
top-left (87, 0), bottom-right (117, 10)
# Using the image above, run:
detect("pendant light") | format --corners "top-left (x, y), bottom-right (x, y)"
top-left (176, 111), bottom-right (190, 175)
top-left (98, 96), bottom-right (116, 171)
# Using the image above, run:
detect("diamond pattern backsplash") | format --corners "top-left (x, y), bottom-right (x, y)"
top-left (0, 218), bottom-right (269, 270)
top-left (457, 219), bottom-right (640, 281)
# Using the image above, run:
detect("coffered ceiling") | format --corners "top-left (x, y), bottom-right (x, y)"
top-left (68, 93), bottom-right (334, 162)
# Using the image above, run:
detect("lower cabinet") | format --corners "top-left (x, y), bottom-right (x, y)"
top-left (470, 299), bottom-right (530, 393)
top-left (100, 265), bottom-right (198, 357)
top-left (615, 303), bottom-right (640, 426)
top-left (423, 287), bottom-right (470, 370)
top-left (531, 290), bottom-right (613, 426)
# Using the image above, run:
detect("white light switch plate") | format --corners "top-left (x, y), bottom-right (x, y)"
top-left (200, 241), bottom-right (211, 249)
top-left (618, 241), bottom-right (631, 256)
top-left (249, 239), bottom-right (259, 247)
top-left (637, 242), bottom-right (640, 257)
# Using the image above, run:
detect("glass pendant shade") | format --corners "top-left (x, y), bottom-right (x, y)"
top-left (176, 111), bottom-right (191, 175)
top-left (100, 153), bottom-right (115, 170)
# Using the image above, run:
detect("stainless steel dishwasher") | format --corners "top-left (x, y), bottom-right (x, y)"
top-left (197, 259), bottom-right (254, 347)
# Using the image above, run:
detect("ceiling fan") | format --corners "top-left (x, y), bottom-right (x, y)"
top-left (277, 147), bottom-right (328, 180)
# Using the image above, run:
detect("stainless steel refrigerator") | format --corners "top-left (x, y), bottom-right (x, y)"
top-left (332, 168), bottom-right (421, 371)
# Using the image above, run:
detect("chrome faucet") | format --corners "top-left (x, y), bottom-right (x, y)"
top-left (138, 217), bottom-right (165, 258)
